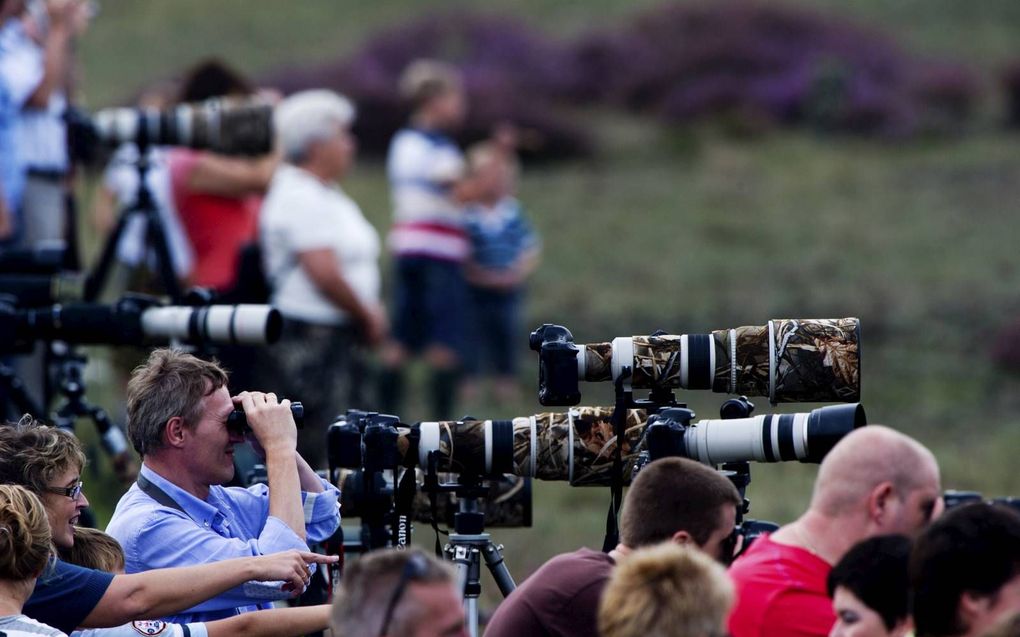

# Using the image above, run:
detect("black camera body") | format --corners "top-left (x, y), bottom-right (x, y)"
top-left (228, 401), bottom-right (304, 432)
top-left (943, 490), bottom-right (1020, 514)
top-left (327, 410), bottom-right (406, 474)
top-left (530, 324), bottom-right (581, 406)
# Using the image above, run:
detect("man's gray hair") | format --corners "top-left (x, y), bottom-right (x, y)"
top-left (126, 348), bottom-right (228, 456)
top-left (330, 548), bottom-right (456, 637)
top-left (274, 89), bottom-right (355, 164)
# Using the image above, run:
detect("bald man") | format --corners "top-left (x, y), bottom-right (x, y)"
top-left (727, 425), bottom-right (943, 637)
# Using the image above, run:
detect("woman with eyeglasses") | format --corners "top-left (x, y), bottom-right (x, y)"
top-left (0, 417), bottom-right (336, 634)
top-left (0, 483), bottom-right (66, 636)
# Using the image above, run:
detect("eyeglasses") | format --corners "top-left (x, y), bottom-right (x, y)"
top-left (44, 480), bottom-right (84, 502)
top-left (378, 553), bottom-right (430, 637)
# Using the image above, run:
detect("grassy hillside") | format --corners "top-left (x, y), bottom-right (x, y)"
top-left (70, 0), bottom-right (1020, 602)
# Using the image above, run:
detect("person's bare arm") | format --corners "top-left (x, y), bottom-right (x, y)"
top-left (205, 604), bottom-right (331, 637)
top-left (80, 550), bottom-right (336, 628)
top-left (26, 1), bottom-right (79, 108)
top-left (295, 453), bottom-right (325, 494)
top-left (91, 186), bottom-right (118, 235)
top-left (514, 245), bottom-right (541, 280)
top-left (239, 392), bottom-right (306, 540)
top-left (185, 154), bottom-right (277, 198)
top-left (298, 249), bottom-right (386, 346)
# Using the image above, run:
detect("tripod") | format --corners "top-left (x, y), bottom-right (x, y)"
top-left (47, 342), bottom-right (134, 481)
top-left (423, 465), bottom-right (516, 637)
top-left (445, 497), bottom-right (516, 637)
top-left (85, 142), bottom-right (183, 303)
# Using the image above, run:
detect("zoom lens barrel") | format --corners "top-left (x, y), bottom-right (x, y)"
top-left (140, 304), bottom-right (282, 346)
top-left (536, 317), bottom-right (860, 406)
top-left (681, 403), bottom-right (866, 465)
top-left (92, 98), bottom-right (274, 156)
top-left (3, 297), bottom-right (282, 349)
top-left (411, 403), bottom-right (866, 487)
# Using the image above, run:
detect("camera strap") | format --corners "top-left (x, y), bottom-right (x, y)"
top-left (393, 467), bottom-right (417, 550)
top-left (136, 473), bottom-right (186, 515)
top-left (602, 399), bottom-right (627, 553)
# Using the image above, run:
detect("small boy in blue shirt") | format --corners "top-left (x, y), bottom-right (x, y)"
top-left (462, 142), bottom-right (540, 403)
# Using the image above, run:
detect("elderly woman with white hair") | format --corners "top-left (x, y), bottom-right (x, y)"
top-left (259, 89), bottom-right (386, 469)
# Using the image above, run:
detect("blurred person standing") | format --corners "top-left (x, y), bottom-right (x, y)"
top-left (167, 59), bottom-right (277, 294)
top-left (460, 141), bottom-right (540, 406)
top-left (379, 59), bottom-right (469, 420)
top-left (0, 484), bottom-right (66, 637)
top-left (259, 89), bottom-right (385, 470)
top-left (0, 0), bottom-right (38, 244)
top-left (9, 0), bottom-right (90, 250)
top-left (597, 543), bottom-right (735, 637)
top-left (728, 426), bottom-right (943, 637)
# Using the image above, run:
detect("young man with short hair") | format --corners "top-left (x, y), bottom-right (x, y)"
top-left (484, 457), bottom-right (742, 637)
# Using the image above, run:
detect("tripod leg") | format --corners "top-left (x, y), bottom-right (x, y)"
top-left (447, 544), bottom-right (482, 637)
top-left (143, 201), bottom-right (183, 302)
top-left (0, 363), bottom-right (46, 419)
top-left (465, 597), bottom-right (479, 637)
top-left (482, 542), bottom-right (517, 597)
top-left (84, 201), bottom-right (137, 302)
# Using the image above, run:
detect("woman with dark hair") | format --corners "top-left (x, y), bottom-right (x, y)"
top-left (827, 535), bottom-right (913, 637)
top-left (167, 58), bottom-right (277, 293)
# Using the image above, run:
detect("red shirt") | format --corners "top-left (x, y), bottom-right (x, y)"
top-left (169, 149), bottom-right (260, 291)
top-left (728, 534), bottom-right (835, 637)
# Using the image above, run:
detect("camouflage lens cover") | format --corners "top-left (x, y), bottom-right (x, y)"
top-left (580, 318), bottom-right (860, 403)
top-left (715, 318), bottom-right (860, 403)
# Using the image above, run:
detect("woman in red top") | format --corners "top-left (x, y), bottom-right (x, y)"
top-left (167, 59), bottom-right (277, 292)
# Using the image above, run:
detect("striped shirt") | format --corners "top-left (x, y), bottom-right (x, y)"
top-left (386, 127), bottom-right (468, 261)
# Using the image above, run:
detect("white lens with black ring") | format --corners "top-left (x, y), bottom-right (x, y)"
top-left (610, 337), bottom-right (633, 390)
top-left (686, 416), bottom-right (769, 465)
top-left (417, 421), bottom-right (441, 469)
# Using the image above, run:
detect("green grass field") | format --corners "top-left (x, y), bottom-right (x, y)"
top-left (70, 0), bottom-right (1020, 602)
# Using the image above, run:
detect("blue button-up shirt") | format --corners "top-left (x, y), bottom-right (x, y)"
top-left (105, 464), bottom-right (340, 624)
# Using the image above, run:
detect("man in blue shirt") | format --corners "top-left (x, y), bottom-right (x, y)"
top-left (106, 348), bottom-right (341, 623)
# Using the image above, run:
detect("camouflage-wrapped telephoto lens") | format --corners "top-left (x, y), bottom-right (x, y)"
top-left (579, 318), bottom-right (860, 403)
top-left (336, 470), bottom-right (532, 528)
top-left (409, 402), bottom-right (865, 487)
